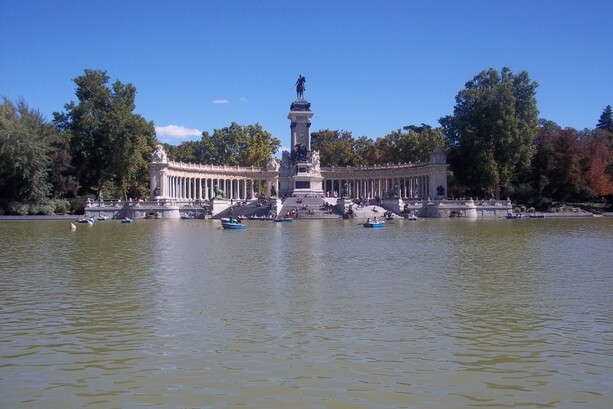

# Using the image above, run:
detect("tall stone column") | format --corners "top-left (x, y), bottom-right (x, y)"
top-left (288, 100), bottom-right (313, 151)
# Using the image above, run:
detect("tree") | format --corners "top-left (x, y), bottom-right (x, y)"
top-left (379, 125), bottom-right (445, 164)
top-left (201, 122), bottom-right (279, 166)
top-left (238, 124), bottom-right (281, 167)
top-left (581, 132), bottom-right (613, 197)
top-left (0, 98), bottom-right (56, 204)
top-left (440, 67), bottom-right (539, 198)
top-left (164, 123), bottom-right (280, 167)
top-left (550, 128), bottom-right (583, 201)
top-left (53, 69), bottom-right (157, 199)
top-left (596, 105), bottom-right (613, 132)
top-left (374, 130), bottom-right (404, 164)
top-left (163, 140), bottom-right (200, 163)
top-left (311, 129), bottom-right (359, 166)
top-left (531, 120), bottom-right (559, 202)
top-left (353, 136), bottom-right (379, 165)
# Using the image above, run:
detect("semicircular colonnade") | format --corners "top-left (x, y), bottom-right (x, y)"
top-left (150, 159), bottom-right (280, 202)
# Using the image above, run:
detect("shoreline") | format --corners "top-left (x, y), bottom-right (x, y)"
top-left (0, 215), bottom-right (79, 221)
top-left (1, 213), bottom-right (612, 221)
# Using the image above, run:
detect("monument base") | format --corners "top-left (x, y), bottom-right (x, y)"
top-left (210, 198), bottom-right (232, 217)
top-left (335, 197), bottom-right (352, 215)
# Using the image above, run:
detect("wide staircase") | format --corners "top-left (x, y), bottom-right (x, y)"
top-left (214, 197), bottom-right (398, 220)
top-left (278, 196), bottom-right (342, 219)
top-left (214, 199), bottom-right (275, 220)
top-left (349, 202), bottom-right (391, 219)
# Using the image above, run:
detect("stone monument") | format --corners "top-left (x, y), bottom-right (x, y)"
top-left (150, 145), bottom-right (168, 199)
top-left (279, 75), bottom-right (323, 196)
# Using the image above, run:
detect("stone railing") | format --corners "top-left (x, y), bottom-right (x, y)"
top-left (167, 161), bottom-right (272, 174)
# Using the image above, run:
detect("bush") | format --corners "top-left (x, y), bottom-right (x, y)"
top-left (575, 186), bottom-right (597, 202)
top-left (51, 199), bottom-right (71, 214)
top-left (68, 196), bottom-right (87, 214)
top-left (505, 183), bottom-right (536, 204)
top-left (7, 202), bottom-right (30, 215)
top-left (532, 197), bottom-right (553, 212)
top-left (31, 203), bottom-right (56, 215)
top-left (4, 199), bottom-right (72, 215)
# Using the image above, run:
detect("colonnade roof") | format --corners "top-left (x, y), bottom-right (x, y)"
top-left (155, 158), bottom-right (447, 179)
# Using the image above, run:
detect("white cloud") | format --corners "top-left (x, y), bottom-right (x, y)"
top-left (213, 99), bottom-right (229, 104)
top-left (155, 125), bottom-right (202, 140)
top-left (239, 97), bottom-right (248, 103)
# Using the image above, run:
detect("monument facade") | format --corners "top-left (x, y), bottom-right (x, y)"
top-left (278, 78), bottom-right (323, 196)
top-left (147, 76), bottom-right (451, 216)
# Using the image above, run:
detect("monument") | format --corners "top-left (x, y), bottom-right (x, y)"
top-left (144, 75), bottom-right (464, 219)
top-left (279, 75), bottom-right (324, 196)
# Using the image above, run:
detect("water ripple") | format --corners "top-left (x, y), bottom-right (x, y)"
top-left (1, 219), bottom-right (612, 408)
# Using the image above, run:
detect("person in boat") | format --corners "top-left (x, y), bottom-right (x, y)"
top-left (373, 216), bottom-right (378, 222)
top-left (367, 217), bottom-right (371, 223)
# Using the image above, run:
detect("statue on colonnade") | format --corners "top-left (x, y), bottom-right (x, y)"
top-left (151, 145), bottom-right (168, 163)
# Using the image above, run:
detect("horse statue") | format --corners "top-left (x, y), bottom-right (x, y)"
top-left (296, 75), bottom-right (306, 99)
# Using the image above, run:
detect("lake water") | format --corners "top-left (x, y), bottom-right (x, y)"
top-left (1, 217), bottom-right (612, 408)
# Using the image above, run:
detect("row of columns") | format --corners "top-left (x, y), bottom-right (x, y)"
top-left (323, 176), bottom-right (430, 199)
top-left (162, 174), bottom-right (279, 201)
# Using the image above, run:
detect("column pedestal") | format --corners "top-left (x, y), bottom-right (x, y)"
top-left (210, 198), bottom-right (232, 218)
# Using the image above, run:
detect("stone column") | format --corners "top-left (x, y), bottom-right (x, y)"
top-left (158, 172), bottom-right (164, 198)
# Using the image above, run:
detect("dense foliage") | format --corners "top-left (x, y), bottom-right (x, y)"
top-left (1, 99), bottom-right (55, 204)
top-left (164, 122), bottom-right (280, 167)
top-left (440, 67), bottom-right (539, 198)
top-left (53, 69), bottom-right (157, 200)
top-left (310, 125), bottom-right (446, 167)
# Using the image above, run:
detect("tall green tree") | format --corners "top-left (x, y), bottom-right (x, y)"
top-left (596, 105), bottom-right (613, 132)
top-left (0, 98), bottom-right (57, 204)
top-left (440, 67), bottom-right (539, 198)
top-left (163, 140), bottom-right (200, 163)
top-left (531, 120), bottom-right (558, 202)
top-left (374, 130), bottom-right (404, 164)
top-left (238, 124), bottom-right (281, 167)
top-left (53, 69), bottom-right (157, 199)
top-left (310, 129), bottom-right (358, 166)
top-left (164, 123), bottom-right (280, 167)
top-left (376, 125), bottom-right (445, 165)
top-left (200, 122), bottom-right (280, 166)
top-left (550, 128), bottom-right (583, 201)
top-left (353, 136), bottom-right (379, 165)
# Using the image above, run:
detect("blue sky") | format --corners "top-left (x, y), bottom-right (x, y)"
top-left (2, 1), bottom-right (612, 151)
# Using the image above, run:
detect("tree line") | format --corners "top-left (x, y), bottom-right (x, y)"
top-left (1, 67), bottom-right (612, 215)
top-left (1, 70), bottom-right (158, 215)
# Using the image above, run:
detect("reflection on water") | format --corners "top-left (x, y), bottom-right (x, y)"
top-left (1, 218), bottom-right (612, 408)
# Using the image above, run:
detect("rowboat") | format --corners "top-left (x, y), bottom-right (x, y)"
top-left (273, 217), bottom-right (293, 222)
top-left (221, 218), bottom-right (246, 229)
top-left (363, 220), bottom-right (385, 228)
